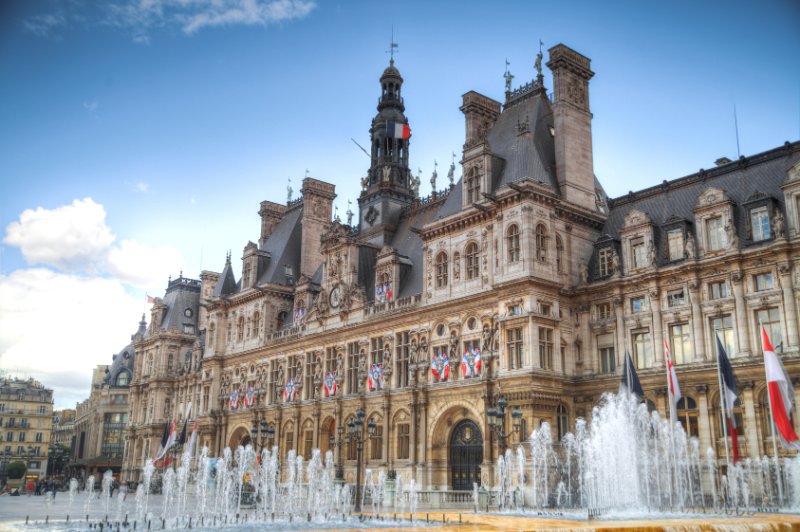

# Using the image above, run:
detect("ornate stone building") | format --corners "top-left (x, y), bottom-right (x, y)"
top-left (0, 377), bottom-right (54, 483)
top-left (123, 44), bottom-right (800, 488)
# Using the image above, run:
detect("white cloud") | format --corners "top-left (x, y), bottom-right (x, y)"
top-left (0, 268), bottom-right (145, 408)
top-left (23, 13), bottom-right (67, 37)
top-left (135, 181), bottom-right (149, 193)
top-left (3, 197), bottom-right (185, 289)
top-left (4, 198), bottom-right (114, 272)
top-left (82, 99), bottom-right (99, 112)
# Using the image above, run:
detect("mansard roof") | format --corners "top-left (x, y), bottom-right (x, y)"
top-left (256, 205), bottom-right (303, 286)
top-left (488, 89), bottom-right (557, 192)
top-left (157, 277), bottom-right (201, 332)
top-left (104, 340), bottom-right (134, 387)
top-left (601, 142), bottom-right (800, 240)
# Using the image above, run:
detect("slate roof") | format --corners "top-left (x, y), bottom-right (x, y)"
top-left (212, 258), bottom-right (237, 297)
top-left (158, 278), bottom-right (201, 332)
top-left (596, 142), bottom-right (800, 264)
top-left (257, 205), bottom-right (303, 286)
top-left (103, 341), bottom-right (135, 387)
top-left (487, 90), bottom-right (557, 192)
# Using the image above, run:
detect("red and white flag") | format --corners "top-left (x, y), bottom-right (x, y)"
top-left (153, 419), bottom-right (177, 467)
top-left (761, 325), bottom-right (800, 450)
top-left (146, 294), bottom-right (156, 304)
top-left (664, 338), bottom-right (682, 424)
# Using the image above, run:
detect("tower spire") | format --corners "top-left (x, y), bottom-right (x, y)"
top-left (387, 26), bottom-right (398, 65)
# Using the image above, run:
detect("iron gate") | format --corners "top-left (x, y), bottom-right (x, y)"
top-left (449, 419), bottom-right (482, 490)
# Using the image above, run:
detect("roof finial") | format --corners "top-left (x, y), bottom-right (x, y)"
top-left (448, 152), bottom-right (456, 187)
top-left (504, 59), bottom-right (514, 94)
top-left (387, 26), bottom-right (398, 65)
top-left (535, 39), bottom-right (544, 85)
top-left (226, 250), bottom-right (232, 264)
top-left (430, 160), bottom-right (438, 192)
top-left (287, 177), bottom-right (293, 203)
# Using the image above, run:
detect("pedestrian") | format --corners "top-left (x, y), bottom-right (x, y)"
top-left (46, 478), bottom-right (55, 499)
top-left (120, 481), bottom-right (128, 501)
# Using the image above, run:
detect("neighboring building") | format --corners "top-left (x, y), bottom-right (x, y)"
top-left (0, 377), bottom-right (54, 483)
top-left (123, 44), bottom-right (800, 489)
top-left (51, 408), bottom-right (76, 448)
top-left (70, 319), bottom-right (141, 482)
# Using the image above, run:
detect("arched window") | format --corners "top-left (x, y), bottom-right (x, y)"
top-left (556, 404), bottom-right (569, 441)
top-left (370, 417), bottom-right (383, 460)
top-left (436, 252), bottom-right (448, 288)
top-left (465, 242), bottom-right (480, 280)
top-left (115, 371), bottom-right (129, 387)
top-left (556, 235), bottom-right (564, 273)
top-left (507, 224), bottom-right (520, 262)
top-left (252, 311), bottom-right (260, 338)
top-left (676, 397), bottom-right (699, 437)
top-left (535, 224), bottom-right (548, 261)
top-left (167, 353), bottom-right (174, 371)
top-left (276, 311), bottom-right (287, 331)
top-left (237, 316), bottom-right (245, 341)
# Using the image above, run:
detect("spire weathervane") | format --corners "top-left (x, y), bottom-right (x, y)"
top-left (387, 26), bottom-right (399, 65)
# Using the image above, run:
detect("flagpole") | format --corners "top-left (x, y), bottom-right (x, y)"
top-left (663, 340), bottom-right (675, 510)
top-left (761, 323), bottom-right (784, 505)
top-left (714, 334), bottom-right (731, 471)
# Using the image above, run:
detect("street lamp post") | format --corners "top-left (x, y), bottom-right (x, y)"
top-left (345, 407), bottom-right (376, 513)
top-left (26, 446), bottom-right (36, 489)
top-left (328, 425), bottom-right (346, 480)
top-left (487, 396), bottom-right (522, 455)
top-left (0, 449), bottom-right (12, 486)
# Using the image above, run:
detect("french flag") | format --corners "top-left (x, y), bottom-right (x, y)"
top-left (664, 338), bottom-right (682, 423)
top-left (386, 121), bottom-right (411, 139)
top-left (619, 350), bottom-right (644, 399)
top-left (716, 335), bottom-right (741, 463)
top-left (761, 325), bottom-right (800, 451)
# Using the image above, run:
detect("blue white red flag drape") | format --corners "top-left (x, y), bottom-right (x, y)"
top-left (244, 385), bottom-right (256, 407)
top-left (376, 282), bottom-right (393, 303)
top-left (229, 388), bottom-right (240, 409)
top-left (323, 370), bottom-right (338, 397)
top-left (431, 346), bottom-right (450, 382)
top-left (284, 378), bottom-right (297, 402)
top-left (386, 121), bottom-right (411, 139)
top-left (663, 338), bottom-right (682, 424)
top-left (461, 345), bottom-right (481, 378)
top-left (717, 335), bottom-right (741, 463)
top-left (368, 364), bottom-right (384, 391)
top-left (761, 325), bottom-right (800, 450)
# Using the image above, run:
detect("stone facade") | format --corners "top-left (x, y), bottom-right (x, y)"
top-left (121, 43), bottom-right (800, 487)
top-left (0, 377), bottom-right (54, 484)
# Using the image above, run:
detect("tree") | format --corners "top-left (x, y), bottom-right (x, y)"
top-left (7, 461), bottom-right (26, 480)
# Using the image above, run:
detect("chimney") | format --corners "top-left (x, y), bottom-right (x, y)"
top-left (547, 44), bottom-right (597, 212)
top-left (300, 177), bottom-right (336, 277)
top-left (258, 201), bottom-right (287, 247)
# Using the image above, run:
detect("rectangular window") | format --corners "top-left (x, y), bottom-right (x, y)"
top-left (285, 431), bottom-right (294, 453)
top-left (750, 206), bottom-right (771, 242)
top-left (506, 328), bottom-right (524, 369)
top-left (347, 342), bottom-right (360, 395)
top-left (304, 355), bottom-right (314, 400)
top-left (18, 432), bottom-right (24, 442)
top-left (538, 327), bottom-right (553, 370)
top-left (631, 296), bottom-right (645, 314)
top-left (303, 430), bottom-right (313, 460)
top-left (35, 432), bottom-right (42, 443)
top-left (370, 425), bottom-right (383, 460)
top-left (669, 323), bottom-right (692, 364)
top-left (509, 304), bottom-right (523, 316)
top-left (756, 308), bottom-right (782, 350)
top-left (667, 229), bottom-right (684, 261)
top-left (754, 272), bottom-right (775, 292)
top-left (706, 217), bottom-right (724, 251)
top-left (631, 237), bottom-right (646, 268)
top-left (539, 303), bottom-right (551, 316)
top-left (325, 347), bottom-right (337, 374)
top-left (709, 281), bottom-right (728, 300)
top-left (597, 248), bottom-right (611, 277)
top-left (667, 289), bottom-right (686, 307)
top-left (632, 330), bottom-right (654, 369)
top-left (270, 362), bottom-right (281, 404)
top-left (710, 315), bottom-right (734, 357)
top-left (397, 423), bottom-right (410, 460)
top-left (370, 337), bottom-right (383, 369)
top-left (600, 346), bottom-right (615, 374)
top-left (5, 432), bottom-right (11, 443)
top-left (396, 332), bottom-right (410, 388)
top-left (597, 302), bottom-right (612, 320)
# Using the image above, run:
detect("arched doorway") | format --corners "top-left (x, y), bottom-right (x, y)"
top-left (449, 419), bottom-right (482, 490)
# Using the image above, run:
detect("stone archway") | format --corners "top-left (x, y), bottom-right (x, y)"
top-left (320, 416), bottom-right (336, 457)
top-left (449, 419), bottom-right (483, 490)
top-left (228, 425), bottom-right (252, 450)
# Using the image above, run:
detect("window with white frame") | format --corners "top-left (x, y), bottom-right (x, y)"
top-left (632, 330), bottom-right (654, 369)
top-left (706, 216), bottom-right (725, 251)
top-left (750, 206), bottom-right (771, 242)
top-left (631, 237), bottom-right (646, 268)
top-left (597, 248), bottom-right (611, 277)
top-left (538, 327), bottom-right (553, 370)
top-left (754, 272), bottom-right (775, 292)
top-left (598, 333), bottom-right (615, 373)
top-left (667, 229), bottom-right (684, 261)
top-left (710, 315), bottom-right (734, 357)
top-left (669, 323), bottom-right (692, 364)
top-left (756, 308), bottom-right (782, 350)
top-left (597, 302), bottom-right (612, 320)
top-left (507, 224), bottom-right (520, 262)
top-left (709, 280), bottom-right (728, 300)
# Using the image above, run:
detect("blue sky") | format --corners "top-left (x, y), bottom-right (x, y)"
top-left (0, 0), bottom-right (798, 407)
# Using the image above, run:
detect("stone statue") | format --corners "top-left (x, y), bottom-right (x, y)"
top-left (448, 331), bottom-right (459, 359)
top-left (382, 165), bottom-right (391, 185)
top-left (725, 218), bottom-right (738, 248)
top-left (360, 176), bottom-right (368, 191)
top-left (383, 342), bottom-right (392, 367)
top-left (287, 178), bottom-right (293, 203)
top-left (504, 59), bottom-right (514, 93)
top-left (611, 248), bottom-right (621, 275)
top-left (410, 173), bottom-right (420, 197)
top-left (419, 336), bottom-right (429, 360)
top-left (481, 325), bottom-right (492, 351)
top-left (358, 352), bottom-right (367, 375)
top-left (647, 240), bottom-right (657, 267)
top-left (430, 162), bottom-right (438, 192)
top-left (409, 339), bottom-right (419, 365)
top-left (685, 232), bottom-right (696, 259)
top-left (773, 209), bottom-right (785, 239)
top-left (346, 202), bottom-right (354, 226)
top-left (447, 158), bottom-right (456, 187)
top-left (315, 288), bottom-right (328, 314)
top-left (579, 259), bottom-right (588, 284)
top-left (534, 47), bottom-right (543, 80)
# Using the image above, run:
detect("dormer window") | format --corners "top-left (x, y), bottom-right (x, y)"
top-left (750, 206), bottom-right (771, 242)
top-left (631, 237), bottom-right (646, 268)
top-left (706, 217), bottom-right (725, 251)
top-left (466, 168), bottom-right (481, 203)
top-left (597, 248), bottom-right (611, 277)
top-left (667, 229), bottom-right (684, 261)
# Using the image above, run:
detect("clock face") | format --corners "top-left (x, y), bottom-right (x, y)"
top-left (329, 286), bottom-right (341, 308)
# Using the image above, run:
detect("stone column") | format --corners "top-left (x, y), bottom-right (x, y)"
top-left (779, 264), bottom-right (799, 348)
top-left (382, 400), bottom-right (391, 465)
top-left (731, 272), bottom-right (751, 357)
top-left (614, 296), bottom-right (625, 369)
top-left (689, 281), bottom-right (705, 361)
top-left (741, 382), bottom-right (759, 459)
top-left (312, 408), bottom-right (320, 450)
top-left (651, 289), bottom-right (664, 363)
top-left (409, 394), bottom-right (418, 466)
top-left (695, 385), bottom-right (712, 453)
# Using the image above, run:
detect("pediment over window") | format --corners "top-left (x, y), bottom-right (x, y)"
top-left (784, 160), bottom-right (800, 185)
top-left (695, 187), bottom-right (729, 208)
top-left (743, 190), bottom-right (771, 205)
top-left (622, 209), bottom-right (651, 229)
